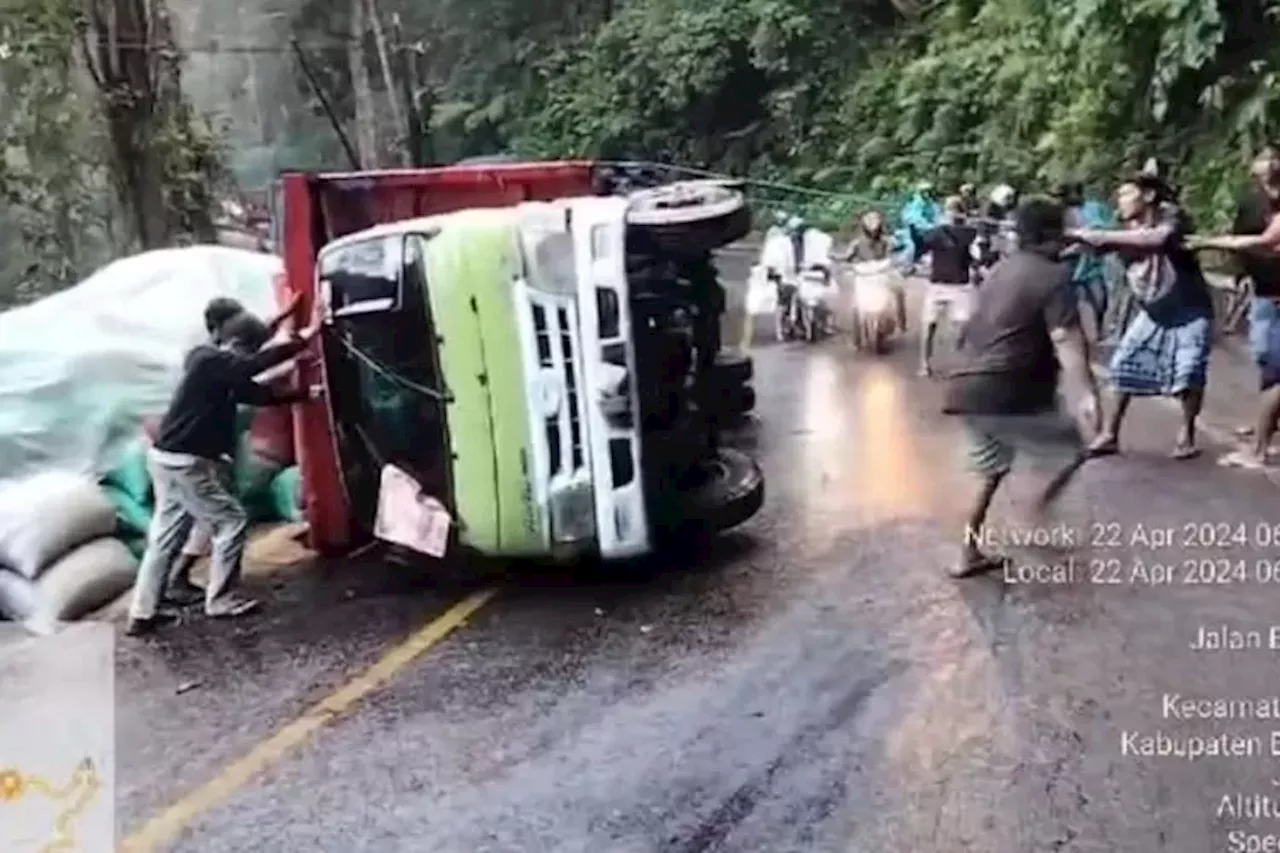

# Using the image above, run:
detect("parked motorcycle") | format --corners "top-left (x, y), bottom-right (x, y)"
top-left (850, 258), bottom-right (899, 353)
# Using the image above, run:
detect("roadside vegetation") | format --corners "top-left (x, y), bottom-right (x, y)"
top-left (2, 0), bottom-right (1275, 302)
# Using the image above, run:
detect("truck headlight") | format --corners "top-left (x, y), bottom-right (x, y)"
top-left (549, 478), bottom-right (595, 544)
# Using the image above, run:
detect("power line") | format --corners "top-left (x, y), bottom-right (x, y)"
top-left (79, 39), bottom-right (430, 54)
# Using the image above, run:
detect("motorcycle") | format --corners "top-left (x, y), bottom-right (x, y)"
top-left (850, 258), bottom-right (899, 353)
top-left (757, 223), bottom-right (836, 342)
top-left (796, 263), bottom-right (837, 342)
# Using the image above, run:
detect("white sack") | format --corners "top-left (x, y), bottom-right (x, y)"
top-left (0, 471), bottom-right (117, 578)
top-left (0, 246), bottom-right (281, 481)
top-left (34, 537), bottom-right (138, 622)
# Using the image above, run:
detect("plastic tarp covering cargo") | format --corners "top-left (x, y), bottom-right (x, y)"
top-left (0, 246), bottom-right (281, 482)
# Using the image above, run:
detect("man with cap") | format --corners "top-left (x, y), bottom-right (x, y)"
top-left (151, 294), bottom-right (301, 607)
top-left (127, 311), bottom-right (322, 635)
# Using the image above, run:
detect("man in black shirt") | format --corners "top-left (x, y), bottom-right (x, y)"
top-left (157, 294), bottom-right (304, 605)
top-left (1188, 145), bottom-right (1280, 468)
top-left (127, 313), bottom-right (321, 635)
top-left (943, 197), bottom-right (1102, 577)
top-left (913, 196), bottom-right (978, 376)
top-left (1234, 146), bottom-right (1280, 455)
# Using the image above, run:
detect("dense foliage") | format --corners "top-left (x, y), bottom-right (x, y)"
top-left (259, 0), bottom-right (1280, 226)
top-left (2, 0), bottom-right (1278, 302)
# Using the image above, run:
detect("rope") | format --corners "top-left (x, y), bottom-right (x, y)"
top-left (331, 332), bottom-right (451, 403)
top-left (597, 160), bottom-right (880, 201)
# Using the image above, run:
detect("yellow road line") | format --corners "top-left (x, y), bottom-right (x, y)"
top-left (119, 586), bottom-right (500, 852)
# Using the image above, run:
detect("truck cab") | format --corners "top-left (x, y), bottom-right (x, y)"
top-left (279, 164), bottom-right (761, 559)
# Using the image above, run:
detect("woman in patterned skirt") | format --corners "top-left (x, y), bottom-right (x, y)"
top-left (1067, 173), bottom-right (1213, 459)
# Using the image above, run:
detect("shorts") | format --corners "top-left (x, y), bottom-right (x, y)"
top-left (1249, 298), bottom-right (1280, 390)
top-left (962, 410), bottom-right (1085, 479)
top-left (923, 283), bottom-right (975, 324)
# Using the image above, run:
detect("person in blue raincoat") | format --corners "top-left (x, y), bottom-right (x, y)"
top-left (896, 182), bottom-right (942, 265)
top-left (1056, 181), bottom-right (1115, 339)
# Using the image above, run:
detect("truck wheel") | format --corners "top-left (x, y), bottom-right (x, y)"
top-left (704, 383), bottom-right (755, 419)
top-left (678, 448), bottom-right (764, 532)
top-left (626, 180), bottom-right (751, 252)
top-left (710, 349), bottom-right (753, 384)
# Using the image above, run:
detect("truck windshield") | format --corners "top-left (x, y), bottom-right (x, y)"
top-left (320, 234), bottom-right (452, 529)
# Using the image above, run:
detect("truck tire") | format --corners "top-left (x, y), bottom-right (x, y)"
top-left (626, 180), bottom-right (751, 253)
top-left (704, 383), bottom-right (755, 420)
top-left (710, 349), bottom-right (753, 384)
top-left (678, 448), bottom-right (764, 532)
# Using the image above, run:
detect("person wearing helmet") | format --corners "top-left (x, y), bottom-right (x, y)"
top-left (786, 215), bottom-right (807, 275)
top-left (985, 184), bottom-right (1017, 223)
top-left (843, 209), bottom-right (908, 336)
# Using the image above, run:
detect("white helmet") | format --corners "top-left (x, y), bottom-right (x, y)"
top-left (990, 184), bottom-right (1015, 207)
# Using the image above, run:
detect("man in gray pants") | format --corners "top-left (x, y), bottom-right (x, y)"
top-left (127, 313), bottom-right (320, 635)
top-left (155, 295), bottom-right (301, 607)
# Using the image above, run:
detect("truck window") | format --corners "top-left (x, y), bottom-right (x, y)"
top-left (320, 233), bottom-right (453, 524)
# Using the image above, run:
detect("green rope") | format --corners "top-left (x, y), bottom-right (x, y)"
top-left (332, 332), bottom-right (451, 403)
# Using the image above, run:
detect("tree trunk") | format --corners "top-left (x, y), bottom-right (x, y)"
top-left (152, 2), bottom-right (216, 243)
top-left (365, 0), bottom-right (405, 165)
top-left (348, 0), bottom-right (379, 167)
top-left (84, 0), bottom-right (171, 248)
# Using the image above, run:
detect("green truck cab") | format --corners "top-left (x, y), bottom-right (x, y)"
top-left (282, 164), bottom-right (762, 560)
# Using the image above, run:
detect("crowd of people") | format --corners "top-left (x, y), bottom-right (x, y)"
top-left (123, 149), bottom-right (1280, 619)
top-left (904, 146), bottom-right (1280, 577)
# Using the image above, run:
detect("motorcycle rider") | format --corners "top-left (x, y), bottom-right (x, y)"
top-left (843, 209), bottom-right (907, 337)
top-left (911, 196), bottom-right (979, 376)
top-left (760, 214), bottom-right (807, 339)
top-left (984, 183), bottom-right (1018, 224)
top-left (972, 184), bottom-right (1017, 276)
top-left (898, 182), bottom-right (942, 269)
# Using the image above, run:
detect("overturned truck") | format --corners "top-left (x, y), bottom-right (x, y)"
top-left (280, 162), bottom-right (763, 560)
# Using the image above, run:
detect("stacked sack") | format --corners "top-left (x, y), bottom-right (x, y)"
top-left (100, 408), bottom-right (304, 559)
top-left (0, 471), bottom-right (138, 633)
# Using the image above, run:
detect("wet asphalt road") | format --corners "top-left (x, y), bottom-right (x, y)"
top-left (117, 255), bottom-right (1280, 851)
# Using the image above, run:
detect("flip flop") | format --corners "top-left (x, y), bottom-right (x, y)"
top-left (949, 553), bottom-right (1009, 579)
top-left (1171, 444), bottom-right (1201, 460)
top-left (1218, 450), bottom-right (1266, 470)
top-left (1087, 439), bottom-right (1118, 457)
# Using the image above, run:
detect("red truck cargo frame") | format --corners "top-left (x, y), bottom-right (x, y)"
top-left (280, 162), bottom-right (598, 554)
